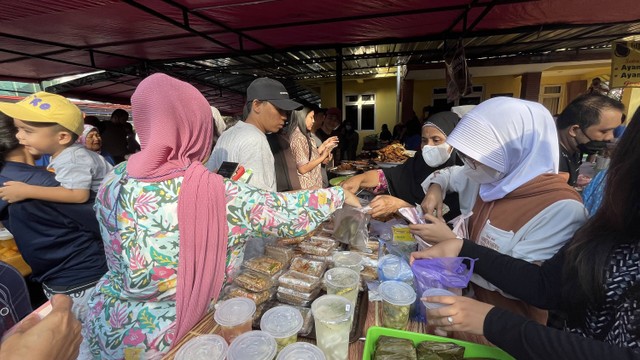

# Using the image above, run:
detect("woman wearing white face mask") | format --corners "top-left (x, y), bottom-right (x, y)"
top-left (410, 97), bottom-right (588, 344)
top-left (342, 111), bottom-right (461, 218)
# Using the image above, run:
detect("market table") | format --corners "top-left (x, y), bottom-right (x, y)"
top-left (162, 300), bottom-right (428, 360)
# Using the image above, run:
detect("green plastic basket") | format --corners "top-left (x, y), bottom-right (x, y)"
top-left (362, 326), bottom-right (515, 360)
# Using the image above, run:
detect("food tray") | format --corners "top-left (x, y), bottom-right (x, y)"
top-left (278, 270), bottom-right (321, 293)
top-left (242, 256), bottom-right (284, 276)
top-left (265, 245), bottom-right (295, 266)
top-left (234, 270), bottom-right (275, 292)
top-left (362, 326), bottom-right (515, 359)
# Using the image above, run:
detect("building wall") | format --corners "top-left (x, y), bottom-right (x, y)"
top-left (321, 77), bottom-right (397, 152)
top-left (412, 75), bottom-right (522, 117)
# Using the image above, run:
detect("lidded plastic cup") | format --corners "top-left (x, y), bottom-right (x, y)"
top-left (214, 297), bottom-right (256, 343)
top-left (276, 342), bottom-right (326, 360)
top-left (227, 330), bottom-right (277, 360)
top-left (332, 251), bottom-right (363, 272)
top-left (260, 305), bottom-right (303, 351)
top-left (311, 295), bottom-right (353, 360)
top-left (379, 280), bottom-right (417, 329)
top-left (174, 334), bottom-right (227, 360)
top-left (422, 288), bottom-right (457, 309)
top-left (323, 267), bottom-right (360, 305)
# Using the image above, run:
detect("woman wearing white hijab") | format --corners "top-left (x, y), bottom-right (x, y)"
top-left (409, 98), bottom-right (587, 339)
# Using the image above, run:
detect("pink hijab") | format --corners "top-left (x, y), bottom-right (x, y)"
top-left (127, 73), bottom-right (228, 344)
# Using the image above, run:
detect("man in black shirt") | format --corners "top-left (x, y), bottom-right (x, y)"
top-left (556, 94), bottom-right (624, 186)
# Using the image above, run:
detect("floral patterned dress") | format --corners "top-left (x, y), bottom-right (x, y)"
top-left (290, 127), bottom-right (323, 189)
top-left (84, 163), bottom-right (344, 359)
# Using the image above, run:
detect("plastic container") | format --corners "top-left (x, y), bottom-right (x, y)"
top-left (265, 245), bottom-right (295, 265)
top-left (276, 286), bottom-right (321, 307)
top-left (243, 256), bottom-right (284, 276)
top-left (234, 270), bottom-right (275, 292)
top-left (260, 305), bottom-right (304, 352)
top-left (324, 267), bottom-right (360, 306)
top-left (421, 288), bottom-right (457, 309)
top-left (278, 270), bottom-right (321, 292)
top-left (214, 297), bottom-right (256, 343)
top-left (293, 305), bottom-right (314, 336)
top-left (277, 235), bottom-right (307, 246)
top-left (299, 237), bottom-right (337, 257)
top-left (332, 251), bottom-right (363, 272)
top-left (226, 285), bottom-right (273, 305)
top-left (379, 281), bottom-right (416, 330)
top-left (362, 326), bottom-right (515, 360)
top-left (290, 257), bottom-right (326, 278)
top-left (311, 295), bottom-right (354, 360)
top-left (276, 342), bottom-right (326, 360)
top-left (227, 330), bottom-right (278, 360)
top-left (174, 334), bottom-right (228, 360)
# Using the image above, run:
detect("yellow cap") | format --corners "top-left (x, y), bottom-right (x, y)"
top-left (0, 92), bottom-right (83, 136)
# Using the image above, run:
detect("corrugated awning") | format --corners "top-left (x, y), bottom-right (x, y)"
top-left (1, 0), bottom-right (639, 113)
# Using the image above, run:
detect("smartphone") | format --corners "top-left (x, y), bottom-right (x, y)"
top-left (217, 161), bottom-right (244, 181)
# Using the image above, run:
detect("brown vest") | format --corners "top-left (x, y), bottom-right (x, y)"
top-left (456, 174), bottom-right (582, 345)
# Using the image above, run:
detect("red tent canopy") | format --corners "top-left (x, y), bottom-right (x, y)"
top-left (1, 0), bottom-right (639, 113)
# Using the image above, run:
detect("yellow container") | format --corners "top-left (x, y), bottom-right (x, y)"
top-left (0, 238), bottom-right (32, 276)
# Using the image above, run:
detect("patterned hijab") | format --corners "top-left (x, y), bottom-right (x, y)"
top-left (127, 73), bottom-right (228, 344)
top-left (76, 124), bottom-right (98, 147)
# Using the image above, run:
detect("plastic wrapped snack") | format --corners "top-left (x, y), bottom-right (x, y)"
top-left (278, 270), bottom-right (321, 293)
top-left (276, 287), bottom-right (321, 307)
top-left (416, 341), bottom-right (464, 360)
top-left (226, 285), bottom-right (272, 305)
top-left (290, 257), bottom-right (326, 278)
top-left (243, 256), bottom-right (284, 277)
top-left (293, 305), bottom-right (314, 336)
top-left (234, 270), bottom-right (275, 292)
top-left (277, 236), bottom-right (307, 246)
top-left (298, 237), bottom-right (337, 257)
top-left (265, 245), bottom-right (295, 266)
top-left (374, 336), bottom-right (417, 360)
top-left (361, 266), bottom-right (379, 281)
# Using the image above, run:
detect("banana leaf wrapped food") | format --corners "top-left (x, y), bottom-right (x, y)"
top-left (374, 336), bottom-right (417, 360)
top-left (416, 341), bottom-right (464, 360)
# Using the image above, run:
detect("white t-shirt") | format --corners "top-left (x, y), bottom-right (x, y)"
top-left (205, 121), bottom-right (276, 191)
top-left (48, 144), bottom-right (113, 192)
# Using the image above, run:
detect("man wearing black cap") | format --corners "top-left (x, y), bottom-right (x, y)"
top-left (206, 77), bottom-right (302, 191)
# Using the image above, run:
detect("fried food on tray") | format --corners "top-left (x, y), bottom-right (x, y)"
top-left (377, 144), bottom-right (409, 163)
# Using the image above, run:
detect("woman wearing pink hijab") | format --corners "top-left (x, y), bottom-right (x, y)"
top-left (83, 73), bottom-right (360, 359)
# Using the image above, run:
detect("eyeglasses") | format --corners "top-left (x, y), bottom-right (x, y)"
top-left (458, 152), bottom-right (477, 170)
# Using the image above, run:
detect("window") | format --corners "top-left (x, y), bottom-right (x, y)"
top-left (432, 85), bottom-right (484, 107)
top-left (540, 85), bottom-right (562, 115)
top-left (344, 94), bottom-right (375, 131)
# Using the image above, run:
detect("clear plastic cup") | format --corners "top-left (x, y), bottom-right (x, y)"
top-left (311, 295), bottom-right (353, 360)
top-left (379, 281), bottom-right (416, 330)
top-left (227, 330), bottom-right (277, 360)
top-left (323, 267), bottom-right (360, 306)
top-left (174, 334), bottom-right (228, 360)
top-left (421, 288), bottom-right (457, 309)
top-left (332, 251), bottom-right (363, 272)
top-left (260, 305), bottom-right (303, 352)
top-left (214, 297), bottom-right (256, 343)
top-left (276, 342), bottom-right (326, 360)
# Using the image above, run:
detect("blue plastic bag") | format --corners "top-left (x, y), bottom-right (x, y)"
top-left (411, 257), bottom-right (476, 321)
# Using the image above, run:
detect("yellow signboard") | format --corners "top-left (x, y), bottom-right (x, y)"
top-left (611, 41), bottom-right (640, 88)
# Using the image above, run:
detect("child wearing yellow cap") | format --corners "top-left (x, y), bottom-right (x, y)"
top-left (0, 92), bottom-right (112, 203)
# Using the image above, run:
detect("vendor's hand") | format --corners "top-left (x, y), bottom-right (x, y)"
top-left (0, 295), bottom-right (82, 360)
top-left (0, 181), bottom-right (31, 203)
top-left (421, 184), bottom-right (445, 221)
top-left (322, 152), bottom-right (333, 165)
top-left (343, 188), bottom-right (362, 208)
top-left (341, 174), bottom-right (363, 193)
top-left (368, 195), bottom-right (410, 218)
top-left (410, 238), bottom-right (464, 264)
top-left (409, 214), bottom-right (456, 244)
top-left (424, 296), bottom-right (494, 336)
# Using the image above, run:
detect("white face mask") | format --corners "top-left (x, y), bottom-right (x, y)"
top-left (421, 143), bottom-right (452, 167)
top-left (462, 163), bottom-right (505, 184)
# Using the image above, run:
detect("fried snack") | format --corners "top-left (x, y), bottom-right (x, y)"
top-left (243, 256), bottom-right (284, 276)
top-left (377, 144), bottom-right (409, 163)
top-left (290, 257), bottom-right (326, 278)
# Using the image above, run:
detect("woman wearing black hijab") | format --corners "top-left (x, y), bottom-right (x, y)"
top-left (342, 111), bottom-right (461, 219)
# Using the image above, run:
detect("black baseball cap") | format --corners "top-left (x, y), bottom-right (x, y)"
top-left (246, 77), bottom-right (303, 111)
